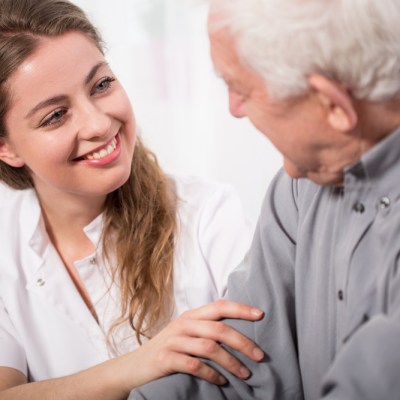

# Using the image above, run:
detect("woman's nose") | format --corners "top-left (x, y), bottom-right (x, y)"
top-left (75, 101), bottom-right (112, 140)
top-left (228, 89), bottom-right (246, 118)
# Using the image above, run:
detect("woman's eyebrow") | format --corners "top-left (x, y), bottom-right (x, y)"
top-left (25, 94), bottom-right (67, 119)
top-left (85, 61), bottom-right (108, 85)
top-left (25, 61), bottom-right (109, 119)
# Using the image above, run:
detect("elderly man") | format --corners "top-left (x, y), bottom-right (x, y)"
top-left (129, 0), bottom-right (400, 398)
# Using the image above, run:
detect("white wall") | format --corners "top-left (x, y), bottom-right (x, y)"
top-left (73, 0), bottom-right (282, 225)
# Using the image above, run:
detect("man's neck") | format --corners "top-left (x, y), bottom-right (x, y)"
top-left (356, 99), bottom-right (400, 151)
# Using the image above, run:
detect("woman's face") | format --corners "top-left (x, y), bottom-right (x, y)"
top-left (1, 31), bottom-right (136, 202)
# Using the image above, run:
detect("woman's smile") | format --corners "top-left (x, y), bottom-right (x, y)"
top-left (75, 134), bottom-right (121, 166)
top-left (4, 32), bottom-right (136, 199)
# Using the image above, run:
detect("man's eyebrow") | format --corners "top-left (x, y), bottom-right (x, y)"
top-left (212, 66), bottom-right (233, 86)
top-left (25, 61), bottom-right (109, 119)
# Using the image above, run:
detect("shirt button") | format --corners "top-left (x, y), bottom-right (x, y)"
top-left (36, 278), bottom-right (45, 286)
top-left (379, 196), bottom-right (390, 209)
top-left (89, 257), bottom-right (97, 265)
top-left (338, 290), bottom-right (344, 301)
top-left (352, 202), bottom-right (365, 213)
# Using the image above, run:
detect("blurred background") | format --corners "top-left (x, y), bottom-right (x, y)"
top-left (73, 0), bottom-right (282, 226)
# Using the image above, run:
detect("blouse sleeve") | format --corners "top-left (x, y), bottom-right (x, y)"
top-left (0, 294), bottom-right (27, 376)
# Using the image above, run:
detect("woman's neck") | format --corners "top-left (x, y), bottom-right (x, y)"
top-left (35, 187), bottom-right (106, 259)
top-left (34, 189), bottom-right (106, 323)
top-left (35, 185), bottom-right (105, 229)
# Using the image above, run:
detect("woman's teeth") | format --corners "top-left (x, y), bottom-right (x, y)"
top-left (85, 137), bottom-right (117, 160)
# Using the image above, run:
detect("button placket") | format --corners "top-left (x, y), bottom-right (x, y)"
top-left (379, 196), bottom-right (390, 209)
top-left (36, 278), bottom-right (46, 286)
top-left (352, 202), bottom-right (365, 213)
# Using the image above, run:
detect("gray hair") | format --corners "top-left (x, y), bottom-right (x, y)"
top-left (210, 0), bottom-right (400, 101)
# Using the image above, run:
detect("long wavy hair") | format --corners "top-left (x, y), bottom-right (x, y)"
top-left (0, 0), bottom-right (177, 344)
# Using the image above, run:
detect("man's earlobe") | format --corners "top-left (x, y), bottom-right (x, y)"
top-left (309, 74), bottom-right (357, 132)
top-left (0, 139), bottom-right (25, 167)
top-left (327, 104), bottom-right (353, 131)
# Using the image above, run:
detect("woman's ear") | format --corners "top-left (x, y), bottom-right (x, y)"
top-left (0, 139), bottom-right (25, 167)
top-left (308, 74), bottom-right (357, 132)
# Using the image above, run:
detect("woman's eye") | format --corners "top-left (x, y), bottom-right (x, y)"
top-left (92, 76), bottom-right (116, 95)
top-left (41, 109), bottom-right (67, 127)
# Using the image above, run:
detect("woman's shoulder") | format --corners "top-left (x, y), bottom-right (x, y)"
top-left (0, 184), bottom-right (26, 211)
top-left (0, 185), bottom-right (40, 235)
top-left (169, 174), bottom-right (238, 207)
top-left (0, 186), bottom-right (41, 276)
top-left (0, 182), bottom-right (20, 199)
top-left (168, 174), bottom-right (249, 236)
top-left (0, 183), bottom-right (36, 208)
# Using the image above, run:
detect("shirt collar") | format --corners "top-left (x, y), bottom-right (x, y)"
top-left (344, 126), bottom-right (400, 198)
top-left (83, 213), bottom-right (104, 250)
top-left (25, 190), bottom-right (104, 260)
top-left (22, 189), bottom-right (47, 259)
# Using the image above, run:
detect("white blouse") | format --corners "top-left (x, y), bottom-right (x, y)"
top-left (0, 176), bottom-right (253, 381)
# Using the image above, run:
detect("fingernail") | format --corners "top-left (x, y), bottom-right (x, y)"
top-left (253, 348), bottom-right (264, 360)
top-left (218, 375), bottom-right (228, 385)
top-left (240, 366), bottom-right (250, 379)
top-left (251, 308), bottom-right (263, 317)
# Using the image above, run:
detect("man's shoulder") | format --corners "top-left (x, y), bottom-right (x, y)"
top-left (260, 169), bottom-right (324, 214)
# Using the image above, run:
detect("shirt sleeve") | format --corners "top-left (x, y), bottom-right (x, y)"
top-left (321, 316), bottom-right (400, 400)
top-left (197, 183), bottom-right (253, 298)
top-left (129, 170), bottom-right (304, 400)
top-left (0, 294), bottom-right (27, 376)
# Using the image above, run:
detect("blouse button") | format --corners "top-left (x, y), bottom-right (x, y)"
top-left (338, 290), bottom-right (344, 301)
top-left (36, 278), bottom-right (45, 286)
top-left (379, 196), bottom-right (390, 209)
top-left (352, 202), bottom-right (365, 213)
top-left (89, 257), bottom-right (97, 265)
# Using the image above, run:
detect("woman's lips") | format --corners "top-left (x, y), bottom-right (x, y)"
top-left (75, 134), bottom-right (122, 165)
top-left (83, 136), bottom-right (117, 160)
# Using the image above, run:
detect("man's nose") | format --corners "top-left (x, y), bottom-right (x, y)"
top-left (228, 89), bottom-right (246, 118)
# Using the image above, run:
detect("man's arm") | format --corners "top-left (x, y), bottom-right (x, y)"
top-left (321, 205), bottom-right (400, 400)
top-left (129, 170), bottom-right (304, 400)
top-left (321, 316), bottom-right (400, 400)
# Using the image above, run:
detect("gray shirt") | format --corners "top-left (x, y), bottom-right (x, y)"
top-left (129, 128), bottom-right (400, 399)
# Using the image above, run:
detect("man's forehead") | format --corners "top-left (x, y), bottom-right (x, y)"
top-left (207, 0), bottom-right (232, 33)
top-left (209, 29), bottom-right (237, 73)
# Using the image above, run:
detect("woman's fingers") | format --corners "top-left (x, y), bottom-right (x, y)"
top-left (163, 352), bottom-right (228, 385)
top-left (167, 336), bottom-right (251, 379)
top-left (180, 300), bottom-right (264, 322)
top-left (171, 319), bottom-right (264, 362)
top-left (140, 300), bottom-right (265, 385)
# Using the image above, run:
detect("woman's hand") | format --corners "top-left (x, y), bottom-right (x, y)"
top-left (0, 301), bottom-right (264, 399)
top-left (126, 300), bottom-right (264, 389)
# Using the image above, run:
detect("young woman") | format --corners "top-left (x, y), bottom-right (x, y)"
top-left (0, 0), bottom-right (264, 399)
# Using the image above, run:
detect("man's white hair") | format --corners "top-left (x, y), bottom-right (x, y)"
top-left (210, 0), bottom-right (400, 101)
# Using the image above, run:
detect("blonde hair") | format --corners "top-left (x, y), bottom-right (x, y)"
top-left (0, 0), bottom-right (177, 344)
top-left (104, 140), bottom-right (177, 343)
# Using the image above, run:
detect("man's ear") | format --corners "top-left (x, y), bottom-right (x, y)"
top-left (308, 74), bottom-right (357, 132)
top-left (0, 139), bottom-right (25, 167)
